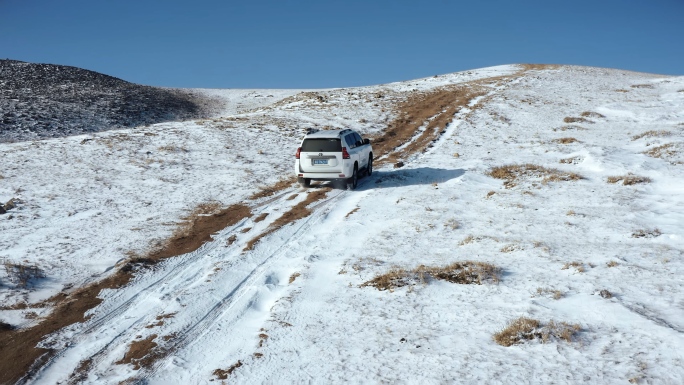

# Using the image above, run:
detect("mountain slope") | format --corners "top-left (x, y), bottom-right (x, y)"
top-left (0, 64), bottom-right (683, 384)
top-left (0, 60), bottom-right (217, 142)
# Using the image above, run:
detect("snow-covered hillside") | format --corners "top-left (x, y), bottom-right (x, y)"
top-left (1, 64), bottom-right (683, 384)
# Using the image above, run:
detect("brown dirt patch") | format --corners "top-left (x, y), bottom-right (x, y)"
top-left (0, 203), bottom-right (251, 384)
top-left (244, 188), bottom-right (330, 251)
top-left (370, 85), bottom-right (486, 166)
top-left (0, 271), bottom-right (131, 384)
top-left (150, 203), bottom-right (251, 260)
top-left (115, 334), bottom-right (165, 370)
top-left (249, 178), bottom-right (296, 200)
top-left (370, 66), bottom-right (550, 167)
top-left (254, 213), bottom-right (269, 223)
top-left (67, 358), bottom-right (94, 384)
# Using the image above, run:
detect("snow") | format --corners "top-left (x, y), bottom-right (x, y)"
top-left (2, 64), bottom-right (684, 384)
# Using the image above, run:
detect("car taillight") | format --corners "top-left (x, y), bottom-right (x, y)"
top-left (342, 147), bottom-right (350, 159)
top-left (295, 147), bottom-right (301, 159)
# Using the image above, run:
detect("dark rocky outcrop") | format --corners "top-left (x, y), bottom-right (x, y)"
top-left (0, 59), bottom-right (214, 142)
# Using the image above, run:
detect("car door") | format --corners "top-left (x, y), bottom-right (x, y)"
top-left (344, 134), bottom-right (362, 167)
top-left (353, 132), bottom-right (369, 168)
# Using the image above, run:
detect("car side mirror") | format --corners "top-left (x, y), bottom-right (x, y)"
top-left (363, 138), bottom-right (370, 145)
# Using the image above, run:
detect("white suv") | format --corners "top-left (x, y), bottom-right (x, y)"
top-left (295, 129), bottom-right (373, 190)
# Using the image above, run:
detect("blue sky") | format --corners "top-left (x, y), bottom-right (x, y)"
top-left (1, 0), bottom-right (682, 88)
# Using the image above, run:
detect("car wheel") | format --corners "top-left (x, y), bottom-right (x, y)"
top-left (367, 155), bottom-right (373, 177)
top-left (347, 166), bottom-right (358, 190)
top-left (298, 177), bottom-right (310, 187)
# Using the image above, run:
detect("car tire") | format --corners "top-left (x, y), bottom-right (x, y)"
top-left (298, 177), bottom-right (310, 187)
top-left (347, 166), bottom-right (358, 190)
top-left (366, 155), bottom-right (373, 177)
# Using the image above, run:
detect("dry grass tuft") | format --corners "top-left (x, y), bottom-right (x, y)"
top-left (554, 125), bottom-right (587, 132)
top-left (555, 137), bottom-right (578, 144)
top-left (606, 175), bottom-right (651, 185)
top-left (345, 207), bottom-right (360, 218)
top-left (643, 142), bottom-right (681, 161)
top-left (632, 228), bottom-right (661, 238)
top-left (562, 261), bottom-right (585, 273)
top-left (632, 130), bottom-right (671, 140)
top-left (2, 259), bottom-right (45, 288)
top-left (486, 191), bottom-right (496, 198)
top-left (213, 360), bottom-right (243, 380)
top-left (361, 261), bottom-right (500, 291)
top-left (500, 244), bottom-right (519, 253)
top-left (563, 117), bottom-right (590, 124)
top-left (535, 287), bottom-right (564, 300)
top-left (445, 219), bottom-right (460, 230)
top-left (545, 320), bottom-right (582, 343)
top-left (493, 317), bottom-right (540, 346)
top-left (459, 235), bottom-right (476, 245)
top-left (559, 156), bottom-right (582, 164)
top-left (493, 317), bottom-right (581, 346)
top-left (520, 64), bottom-right (561, 71)
top-left (606, 260), bottom-right (619, 268)
top-left (580, 111), bottom-right (605, 118)
top-left (488, 164), bottom-right (582, 187)
top-left (289, 272), bottom-right (301, 284)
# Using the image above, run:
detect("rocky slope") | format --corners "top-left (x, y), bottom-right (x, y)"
top-left (0, 59), bottom-right (216, 142)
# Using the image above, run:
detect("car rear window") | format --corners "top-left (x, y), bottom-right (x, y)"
top-left (301, 138), bottom-right (342, 152)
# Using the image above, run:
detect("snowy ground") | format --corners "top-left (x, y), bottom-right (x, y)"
top-left (1, 65), bottom-right (683, 384)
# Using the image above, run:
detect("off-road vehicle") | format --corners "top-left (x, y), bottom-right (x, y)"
top-left (295, 129), bottom-right (373, 190)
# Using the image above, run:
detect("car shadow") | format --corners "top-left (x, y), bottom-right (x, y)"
top-left (356, 167), bottom-right (466, 190)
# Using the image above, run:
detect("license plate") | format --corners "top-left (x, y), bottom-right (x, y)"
top-left (313, 159), bottom-right (328, 165)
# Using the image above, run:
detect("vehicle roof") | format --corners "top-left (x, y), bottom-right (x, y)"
top-left (304, 129), bottom-right (353, 138)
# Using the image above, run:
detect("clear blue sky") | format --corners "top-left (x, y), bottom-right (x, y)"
top-left (1, 0), bottom-right (682, 88)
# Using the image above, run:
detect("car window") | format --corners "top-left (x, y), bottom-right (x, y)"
top-left (353, 132), bottom-right (362, 145)
top-left (301, 138), bottom-right (342, 152)
top-left (344, 134), bottom-right (356, 148)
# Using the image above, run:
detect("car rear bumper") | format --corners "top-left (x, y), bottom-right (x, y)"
top-left (297, 172), bottom-right (350, 179)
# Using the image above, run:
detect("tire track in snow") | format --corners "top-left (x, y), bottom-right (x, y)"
top-left (23, 187), bottom-right (305, 384)
top-left (141, 188), bottom-right (349, 380)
